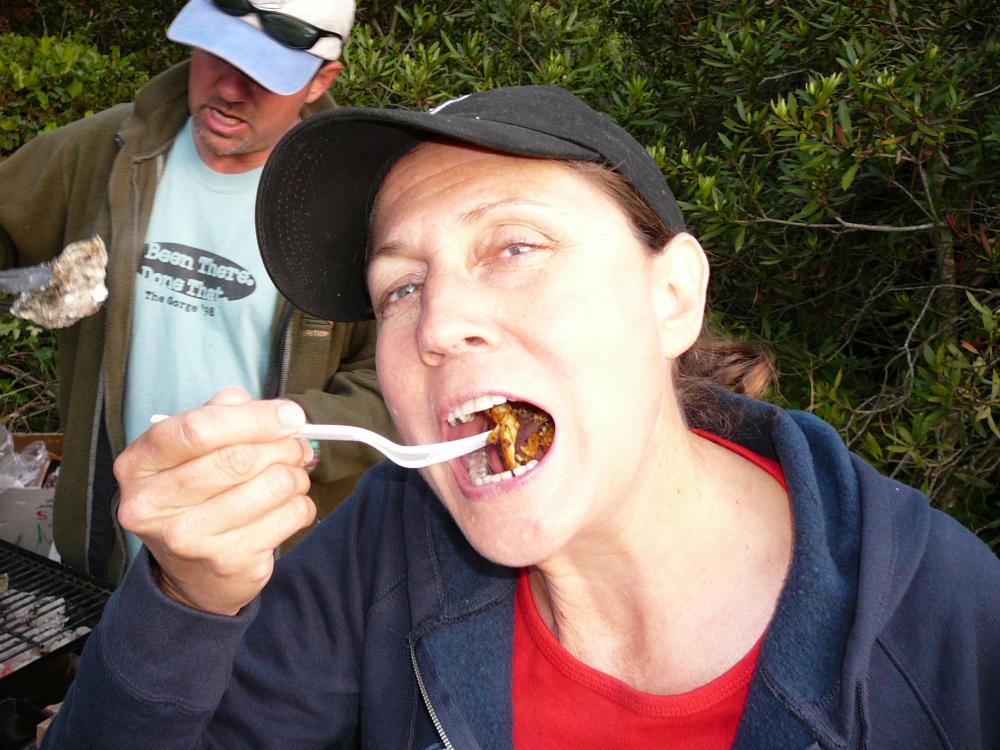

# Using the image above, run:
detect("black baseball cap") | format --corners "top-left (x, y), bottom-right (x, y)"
top-left (256, 85), bottom-right (685, 321)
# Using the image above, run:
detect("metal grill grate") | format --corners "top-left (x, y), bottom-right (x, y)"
top-left (0, 540), bottom-right (111, 679)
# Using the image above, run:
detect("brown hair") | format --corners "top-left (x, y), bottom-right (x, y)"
top-left (562, 161), bottom-right (776, 416)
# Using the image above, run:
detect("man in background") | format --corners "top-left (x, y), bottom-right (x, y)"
top-left (0, 0), bottom-right (394, 583)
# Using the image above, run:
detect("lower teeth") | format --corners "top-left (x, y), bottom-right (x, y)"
top-left (468, 448), bottom-right (538, 486)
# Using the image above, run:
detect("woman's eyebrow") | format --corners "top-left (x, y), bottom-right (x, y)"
top-left (369, 197), bottom-right (553, 265)
top-left (458, 197), bottom-right (549, 225)
top-left (367, 240), bottom-right (406, 266)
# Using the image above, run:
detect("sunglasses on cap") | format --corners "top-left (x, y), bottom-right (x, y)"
top-left (212, 0), bottom-right (342, 51)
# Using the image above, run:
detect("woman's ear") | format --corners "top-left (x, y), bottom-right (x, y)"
top-left (650, 232), bottom-right (709, 359)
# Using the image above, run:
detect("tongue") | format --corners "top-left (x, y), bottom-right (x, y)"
top-left (485, 445), bottom-right (508, 475)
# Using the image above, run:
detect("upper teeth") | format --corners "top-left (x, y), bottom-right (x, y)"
top-left (447, 395), bottom-right (507, 426)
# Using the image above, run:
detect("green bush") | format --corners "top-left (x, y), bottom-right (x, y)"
top-left (1, 0), bottom-right (186, 69)
top-left (644, 0), bottom-right (1000, 546)
top-left (0, 317), bottom-right (59, 434)
top-left (0, 33), bottom-right (151, 153)
top-left (1, 0), bottom-right (997, 548)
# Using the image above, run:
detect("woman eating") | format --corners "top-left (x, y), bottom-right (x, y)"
top-left (42, 86), bottom-right (1000, 750)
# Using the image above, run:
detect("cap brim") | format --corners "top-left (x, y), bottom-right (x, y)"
top-left (168, 0), bottom-right (322, 95)
top-left (256, 107), bottom-right (600, 321)
top-left (258, 87), bottom-right (685, 322)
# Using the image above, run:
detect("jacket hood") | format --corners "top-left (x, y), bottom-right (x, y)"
top-left (119, 62), bottom-right (192, 159)
top-left (724, 392), bottom-right (935, 750)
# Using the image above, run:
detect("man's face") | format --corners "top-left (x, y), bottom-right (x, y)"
top-left (186, 48), bottom-right (336, 173)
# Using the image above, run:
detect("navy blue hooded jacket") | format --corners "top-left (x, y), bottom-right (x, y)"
top-left (42, 393), bottom-right (1000, 749)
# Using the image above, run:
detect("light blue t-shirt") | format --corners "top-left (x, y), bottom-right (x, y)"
top-left (122, 119), bottom-right (280, 561)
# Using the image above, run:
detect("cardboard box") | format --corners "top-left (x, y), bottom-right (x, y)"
top-left (12, 433), bottom-right (62, 460)
top-left (0, 487), bottom-right (54, 556)
top-left (0, 434), bottom-right (61, 557)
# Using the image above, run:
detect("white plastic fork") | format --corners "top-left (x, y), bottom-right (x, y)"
top-left (149, 415), bottom-right (491, 469)
top-left (297, 424), bottom-right (491, 468)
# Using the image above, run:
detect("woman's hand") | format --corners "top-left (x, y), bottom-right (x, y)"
top-left (115, 387), bottom-right (316, 615)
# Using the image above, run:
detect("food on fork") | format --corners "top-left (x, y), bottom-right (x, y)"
top-left (485, 402), bottom-right (554, 473)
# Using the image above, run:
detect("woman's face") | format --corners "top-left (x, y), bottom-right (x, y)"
top-left (368, 142), bottom-right (688, 567)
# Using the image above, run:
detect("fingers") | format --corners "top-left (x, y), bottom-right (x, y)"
top-left (122, 436), bottom-right (312, 515)
top-left (151, 490), bottom-right (317, 616)
top-left (206, 386), bottom-right (254, 407)
top-left (116, 394), bottom-right (307, 480)
top-left (120, 443), bottom-right (313, 538)
top-left (111, 391), bottom-right (320, 614)
top-left (161, 486), bottom-right (317, 569)
top-left (146, 482), bottom-right (316, 616)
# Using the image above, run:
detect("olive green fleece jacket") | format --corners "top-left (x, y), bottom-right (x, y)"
top-left (0, 61), bottom-right (396, 583)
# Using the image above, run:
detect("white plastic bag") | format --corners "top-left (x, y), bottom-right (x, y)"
top-left (0, 427), bottom-right (19, 492)
top-left (0, 428), bottom-right (50, 490)
top-left (16, 439), bottom-right (49, 488)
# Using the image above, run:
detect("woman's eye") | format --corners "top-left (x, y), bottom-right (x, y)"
top-left (502, 242), bottom-right (535, 258)
top-left (388, 282), bottom-right (421, 303)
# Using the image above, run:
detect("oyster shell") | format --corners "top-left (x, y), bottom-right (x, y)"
top-left (9, 236), bottom-right (108, 329)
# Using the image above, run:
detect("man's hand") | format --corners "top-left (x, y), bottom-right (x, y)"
top-left (115, 387), bottom-right (316, 615)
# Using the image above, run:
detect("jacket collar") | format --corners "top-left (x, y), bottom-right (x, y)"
top-left (118, 62), bottom-right (192, 161)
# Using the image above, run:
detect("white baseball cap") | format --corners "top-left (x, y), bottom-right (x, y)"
top-left (167, 0), bottom-right (355, 95)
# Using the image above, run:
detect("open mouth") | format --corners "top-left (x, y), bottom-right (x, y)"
top-left (447, 397), bottom-right (555, 486)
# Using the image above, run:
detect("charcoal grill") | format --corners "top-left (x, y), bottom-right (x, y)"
top-left (0, 540), bottom-right (110, 681)
top-left (0, 539), bottom-right (111, 748)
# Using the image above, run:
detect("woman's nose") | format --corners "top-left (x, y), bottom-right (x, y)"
top-left (416, 273), bottom-right (501, 365)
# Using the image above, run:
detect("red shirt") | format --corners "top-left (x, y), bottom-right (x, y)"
top-left (512, 432), bottom-right (786, 749)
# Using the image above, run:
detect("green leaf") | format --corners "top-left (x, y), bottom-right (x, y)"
top-left (840, 161), bottom-right (860, 191)
top-left (837, 100), bottom-right (852, 140)
top-left (733, 225), bottom-right (746, 253)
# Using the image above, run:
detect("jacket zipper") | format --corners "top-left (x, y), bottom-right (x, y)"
top-left (83, 372), bottom-right (106, 575)
top-left (278, 308), bottom-right (293, 395)
top-left (409, 640), bottom-right (455, 750)
top-left (263, 303), bottom-right (294, 398)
